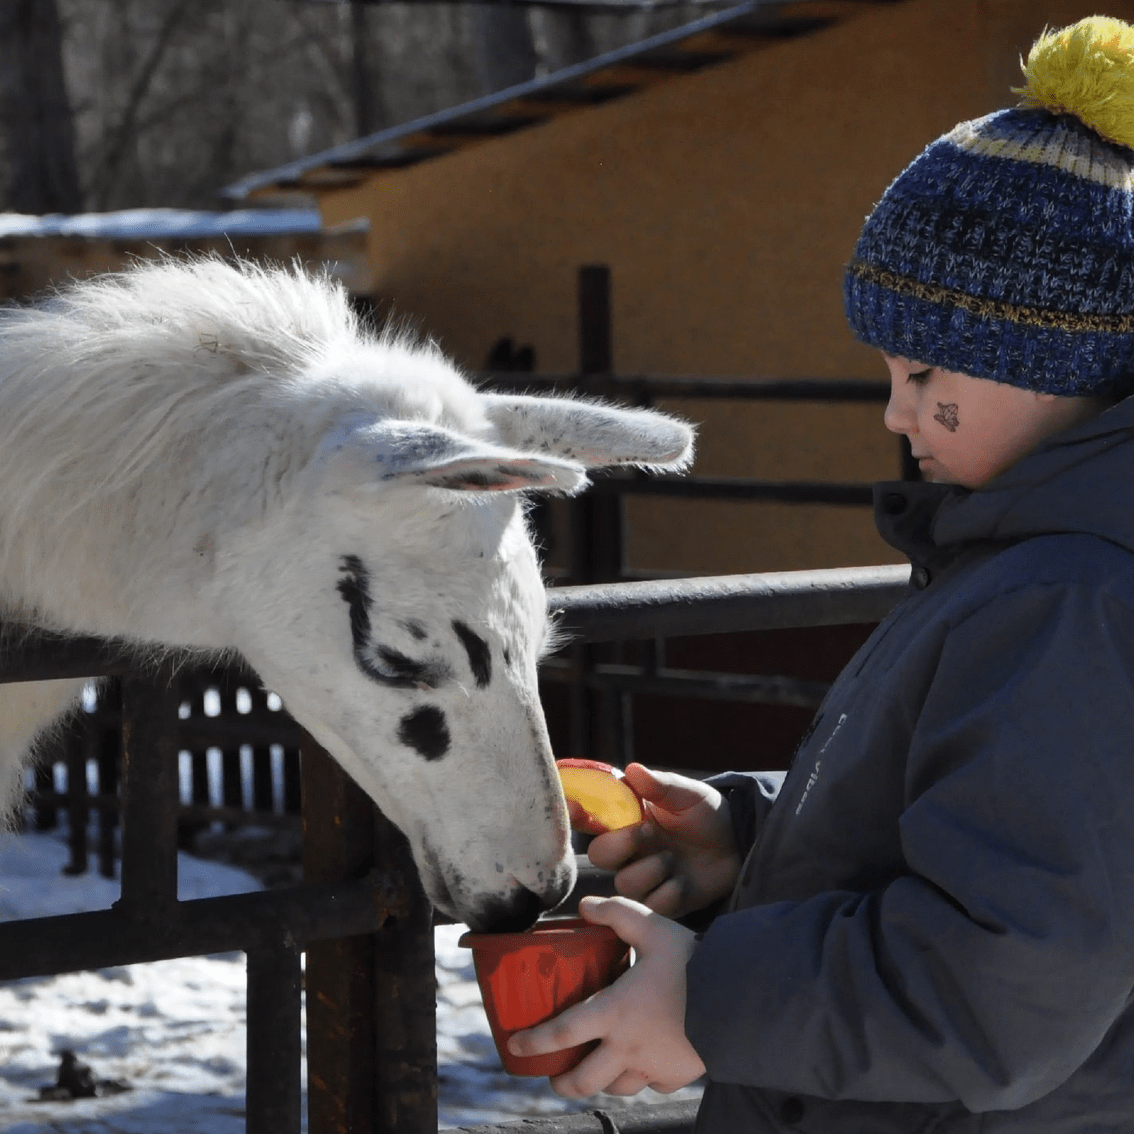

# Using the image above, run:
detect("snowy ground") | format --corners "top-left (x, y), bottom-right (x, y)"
top-left (0, 827), bottom-right (702, 1132)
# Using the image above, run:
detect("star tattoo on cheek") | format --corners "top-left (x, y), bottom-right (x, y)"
top-left (934, 402), bottom-right (960, 432)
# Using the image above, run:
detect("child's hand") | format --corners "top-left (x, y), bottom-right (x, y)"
top-left (587, 764), bottom-right (741, 919)
top-left (507, 895), bottom-right (706, 1098)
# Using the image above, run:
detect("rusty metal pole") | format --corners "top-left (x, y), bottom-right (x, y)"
top-left (302, 731), bottom-right (436, 1134)
top-left (571, 264), bottom-right (625, 763)
top-left (372, 805), bottom-right (436, 1133)
top-left (303, 734), bottom-right (378, 1134)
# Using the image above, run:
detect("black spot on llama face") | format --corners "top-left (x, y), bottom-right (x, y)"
top-left (398, 705), bottom-right (451, 760)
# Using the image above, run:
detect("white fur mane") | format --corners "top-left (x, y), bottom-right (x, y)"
top-left (0, 257), bottom-right (487, 625)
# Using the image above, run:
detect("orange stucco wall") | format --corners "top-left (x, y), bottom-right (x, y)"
top-left (316, 0), bottom-right (1134, 575)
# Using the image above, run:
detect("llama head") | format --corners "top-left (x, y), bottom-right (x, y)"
top-left (225, 374), bottom-right (694, 933)
top-left (0, 256), bottom-right (693, 933)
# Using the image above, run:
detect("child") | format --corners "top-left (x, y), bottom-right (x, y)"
top-left (508, 16), bottom-right (1134, 1132)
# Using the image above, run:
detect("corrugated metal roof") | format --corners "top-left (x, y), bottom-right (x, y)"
top-left (224, 0), bottom-right (905, 201)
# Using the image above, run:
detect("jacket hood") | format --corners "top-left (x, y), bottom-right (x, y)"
top-left (876, 395), bottom-right (1134, 565)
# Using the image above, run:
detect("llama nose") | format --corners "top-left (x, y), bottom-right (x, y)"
top-left (472, 869), bottom-right (574, 933)
top-left (481, 885), bottom-right (548, 934)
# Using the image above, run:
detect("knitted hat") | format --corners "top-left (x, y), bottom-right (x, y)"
top-left (844, 16), bottom-right (1134, 397)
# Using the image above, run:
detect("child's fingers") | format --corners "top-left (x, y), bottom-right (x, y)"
top-left (602, 1069), bottom-right (652, 1097)
top-left (639, 875), bottom-right (685, 919)
top-left (508, 997), bottom-right (602, 1060)
top-left (548, 1039), bottom-right (630, 1100)
top-left (612, 852), bottom-right (672, 904)
top-left (587, 821), bottom-right (657, 871)
top-left (576, 894), bottom-right (656, 949)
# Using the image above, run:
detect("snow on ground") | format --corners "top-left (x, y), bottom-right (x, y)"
top-left (0, 828), bottom-right (701, 1132)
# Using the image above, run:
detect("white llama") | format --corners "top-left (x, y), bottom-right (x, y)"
top-left (0, 257), bottom-right (693, 932)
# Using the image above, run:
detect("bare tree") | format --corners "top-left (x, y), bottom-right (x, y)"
top-left (0, 0), bottom-right (81, 213)
top-left (467, 5), bottom-right (538, 93)
top-left (529, 8), bottom-right (599, 73)
top-left (40, 0), bottom-right (702, 215)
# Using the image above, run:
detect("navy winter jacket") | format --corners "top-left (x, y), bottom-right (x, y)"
top-left (686, 396), bottom-right (1134, 1132)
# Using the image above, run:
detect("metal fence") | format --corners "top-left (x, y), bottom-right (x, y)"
top-left (29, 665), bottom-right (304, 880)
top-left (0, 563), bottom-right (909, 1133)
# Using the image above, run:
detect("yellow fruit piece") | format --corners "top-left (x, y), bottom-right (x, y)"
top-left (556, 760), bottom-right (644, 834)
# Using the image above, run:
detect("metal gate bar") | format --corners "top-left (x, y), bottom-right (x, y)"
top-left (551, 564), bottom-right (909, 641)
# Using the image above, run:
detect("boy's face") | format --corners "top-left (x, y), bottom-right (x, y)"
top-left (881, 355), bottom-right (1104, 488)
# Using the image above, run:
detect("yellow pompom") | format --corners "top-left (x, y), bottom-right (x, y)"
top-left (1013, 15), bottom-right (1134, 149)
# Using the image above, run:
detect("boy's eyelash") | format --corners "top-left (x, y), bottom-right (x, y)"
top-left (908, 368), bottom-right (934, 384)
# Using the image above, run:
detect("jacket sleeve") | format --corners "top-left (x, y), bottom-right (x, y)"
top-left (704, 769), bottom-right (786, 854)
top-left (686, 581), bottom-right (1134, 1111)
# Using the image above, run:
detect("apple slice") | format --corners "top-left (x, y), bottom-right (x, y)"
top-left (556, 759), bottom-right (644, 835)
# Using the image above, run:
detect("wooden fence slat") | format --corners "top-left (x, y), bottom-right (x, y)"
top-left (117, 668), bottom-right (180, 916)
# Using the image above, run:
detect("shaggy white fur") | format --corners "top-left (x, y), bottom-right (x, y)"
top-left (0, 256), bottom-right (694, 931)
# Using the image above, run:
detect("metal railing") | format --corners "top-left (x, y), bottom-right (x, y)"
top-left (0, 563), bottom-right (909, 1133)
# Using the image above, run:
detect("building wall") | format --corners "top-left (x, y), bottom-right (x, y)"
top-left (317, 0), bottom-right (1133, 575)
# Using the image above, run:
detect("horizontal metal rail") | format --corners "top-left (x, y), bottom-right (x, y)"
top-left (452, 1099), bottom-right (700, 1132)
top-left (550, 563), bottom-right (909, 642)
top-left (585, 474), bottom-right (875, 505)
top-left (0, 566), bottom-right (910, 680)
top-left (0, 871), bottom-right (402, 979)
top-left (478, 372), bottom-right (890, 402)
top-left (542, 660), bottom-right (833, 709)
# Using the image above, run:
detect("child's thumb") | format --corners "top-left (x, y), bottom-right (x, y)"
top-left (624, 763), bottom-right (706, 814)
top-left (578, 894), bottom-right (653, 947)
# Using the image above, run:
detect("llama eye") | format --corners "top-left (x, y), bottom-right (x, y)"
top-left (368, 645), bottom-right (448, 689)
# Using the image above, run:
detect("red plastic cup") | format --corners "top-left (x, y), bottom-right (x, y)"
top-left (458, 916), bottom-right (631, 1077)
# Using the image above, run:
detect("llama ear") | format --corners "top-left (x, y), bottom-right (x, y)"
top-left (480, 394), bottom-right (695, 471)
top-left (314, 417), bottom-right (587, 495)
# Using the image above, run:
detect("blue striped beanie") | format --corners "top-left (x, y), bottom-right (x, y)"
top-left (844, 17), bottom-right (1134, 397)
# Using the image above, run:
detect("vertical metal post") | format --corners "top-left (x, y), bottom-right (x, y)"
top-left (94, 680), bottom-right (120, 879)
top-left (187, 675), bottom-right (211, 810)
top-left (116, 666), bottom-right (180, 916)
top-left (303, 733), bottom-right (379, 1134)
top-left (302, 731), bottom-right (436, 1134)
top-left (246, 938), bottom-right (303, 1134)
top-left (250, 687), bottom-right (274, 813)
top-left (372, 806), bottom-right (436, 1134)
top-left (283, 744), bottom-right (302, 816)
top-left (578, 264), bottom-right (612, 377)
top-left (571, 265), bottom-right (625, 763)
top-left (219, 676), bottom-right (243, 810)
top-left (63, 721), bottom-right (89, 875)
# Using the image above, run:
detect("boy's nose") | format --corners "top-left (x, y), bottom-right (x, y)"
top-left (883, 391), bottom-right (912, 435)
